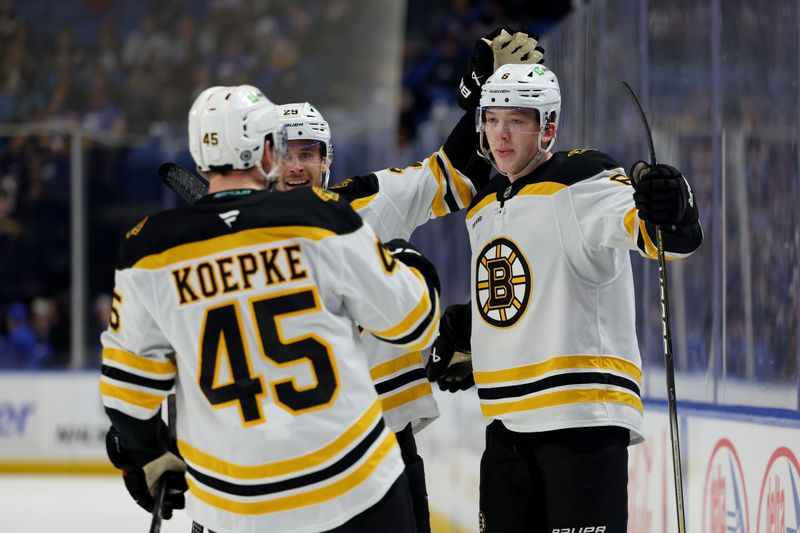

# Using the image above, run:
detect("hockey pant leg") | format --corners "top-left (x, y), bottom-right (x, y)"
top-left (396, 423), bottom-right (431, 533)
top-left (534, 425), bottom-right (630, 532)
top-left (478, 420), bottom-right (535, 533)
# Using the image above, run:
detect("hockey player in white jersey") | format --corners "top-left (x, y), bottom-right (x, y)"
top-left (100, 85), bottom-right (443, 533)
top-left (274, 101), bottom-right (440, 532)
top-left (426, 63), bottom-right (703, 532)
top-left (212, 28), bottom-right (545, 533)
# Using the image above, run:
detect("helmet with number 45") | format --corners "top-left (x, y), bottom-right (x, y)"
top-left (188, 85), bottom-right (286, 182)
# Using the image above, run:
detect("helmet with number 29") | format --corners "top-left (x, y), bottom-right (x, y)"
top-left (279, 102), bottom-right (333, 190)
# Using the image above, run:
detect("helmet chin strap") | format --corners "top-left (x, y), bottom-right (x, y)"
top-left (322, 168), bottom-right (330, 190)
top-left (515, 142), bottom-right (548, 177)
top-left (257, 141), bottom-right (285, 183)
top-left (254, 160), bottom-right (274, 184)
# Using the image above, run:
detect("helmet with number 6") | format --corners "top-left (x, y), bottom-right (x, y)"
top-left (188, 85), bottom-right (286, 182)
top-left (279, 102), bottom-right (333, 189)
top-left (476, 63), bottom-right (561, 168)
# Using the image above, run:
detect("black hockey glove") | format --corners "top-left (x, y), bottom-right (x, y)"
top-left (425, 303), bottom-right (474, 393)
top-left (106, 426), bottom-right (188, 519)
top-left (384, 239), bottom-right (441, 296)
top-left (630, 161), bottom-right (694, 228)
top-left (458, 28), bottom-right (545, 111)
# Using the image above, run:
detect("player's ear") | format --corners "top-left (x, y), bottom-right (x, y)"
top-left (543, 121), bottom-right (557, 145)
top-left (261, 138), bottom-right (274, 173)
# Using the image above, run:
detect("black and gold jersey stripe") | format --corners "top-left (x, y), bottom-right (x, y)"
top-left (178, 399), bottom-right (398, 513)
top-left (100, 347), bottom-right (176, 412)
top-left (474, 354), bottom-right (644, 418)
top-left (117, 187), bottom-right (363, 270)
top-left (369, 351), bottom-right (432, 413)
top-left (467, 149), bottom-right (621, 214)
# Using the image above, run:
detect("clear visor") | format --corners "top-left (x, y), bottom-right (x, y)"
top-left (281, 139), bottom-right (327, 167)
top-left (475, 106), bottom-right (541, 135)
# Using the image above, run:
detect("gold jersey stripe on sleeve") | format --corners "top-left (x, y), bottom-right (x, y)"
top-left (426, 155), bottom-right (448, 217)
top-left (178, 400), bottom-right (383, 479)
top-left (438, 149), bottom-right (474, 207)
top-left (624, 207), bottom-right (637, 240)
top-left (480, 388), bottom-right (644, 418)
top-left (349, 193), bottom-right (378, 212)
top-left (369, 351), bottom-right (424, 381)
top-left (99, 381), bottom-right (167, 410)
top-left (102, 347), bottom-right (177, 375)
top-left (186, 432), bottom-right (397, 515)
top-left (365, 268), bottom-right (432, 340)
top-left (466, 193), bottom-right (497, 220)
top-left (638, 219), bottom-right (658, 258)
top-left (380, 382), bottom-right (433, 412)
top-left (473, 354), bottom-right (642, 385)
top-left (636, 217), bottom-right (684, 262)
top-left (134, 226), bottom-right (337, 270)
top-left (517, 182), bottom-right (567, 197)
top-left (395, 293), bottom-right (440, 352)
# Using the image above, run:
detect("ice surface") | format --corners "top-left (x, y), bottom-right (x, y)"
top-left (0, 475), bottom-right (195, 533)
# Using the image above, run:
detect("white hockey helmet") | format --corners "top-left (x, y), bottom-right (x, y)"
top-left (476, 64), bottom-right (561, 168)
top-left (188, 85), bottom-right (286, 182)
top-left (279, 102), bottom-right (333, 189)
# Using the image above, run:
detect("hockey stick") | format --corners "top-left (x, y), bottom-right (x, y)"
top-left (622, 81), bottom-right (686, 533)
top-left (149, 394), bottom-right (177, 533)
top-left (158, 163), bottom-right (208, 204)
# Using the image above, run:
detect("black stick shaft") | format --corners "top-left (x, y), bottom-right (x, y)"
top-left (657, 229), bottom-right (686, 533)
top-left (622, 81), bottom-right (686, 533)
top-left (148, 394), bottom-right (176, 533)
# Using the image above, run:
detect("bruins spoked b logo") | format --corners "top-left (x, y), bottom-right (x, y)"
top-left (475, 237), bottom-right (531, 327)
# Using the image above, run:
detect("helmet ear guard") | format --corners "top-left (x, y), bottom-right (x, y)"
top-left (279, 102), bottom-right (333, 189)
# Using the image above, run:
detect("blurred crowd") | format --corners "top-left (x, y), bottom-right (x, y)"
top-left (0, 0), bottom-right (796, 395)
top-left (0, 0), bottom-right (570, 370)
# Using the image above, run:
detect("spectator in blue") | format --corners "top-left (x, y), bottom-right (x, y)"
top-left (0, 300), bottom-right (35, 368)
top-left (0, 300), bottom-right (53, 369)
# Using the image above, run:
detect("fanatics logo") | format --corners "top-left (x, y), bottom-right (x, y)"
top-left (218, 210), bottom-right (240, 227)
top-left (475, 237), bottom-right (531, 328)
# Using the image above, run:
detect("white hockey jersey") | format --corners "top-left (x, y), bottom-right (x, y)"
top-left (100, 186), bottom-right (440, 533)
top-left (464, 149), bottom-right (703, 443)
top-left (330, 112), bottom-right (490, 432)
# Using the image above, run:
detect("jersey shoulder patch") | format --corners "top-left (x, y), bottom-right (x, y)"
top-left (539, 150), bottom-right (623, 186)
top-left (328, 173), bottom-right (380, 204)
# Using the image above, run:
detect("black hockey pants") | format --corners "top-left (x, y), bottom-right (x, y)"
top-left (396, 423), bottom-right (431, 533)
top-left (478, 420), bottom-right (630, 533)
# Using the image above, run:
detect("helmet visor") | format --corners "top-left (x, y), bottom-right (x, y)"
top-left (281, 140), bottom-right (327, 168)
top-left (476, 106), bottom-right (541, 135)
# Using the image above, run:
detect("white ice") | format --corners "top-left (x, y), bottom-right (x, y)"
top-left (0, 474), bottom-right (195, 533)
